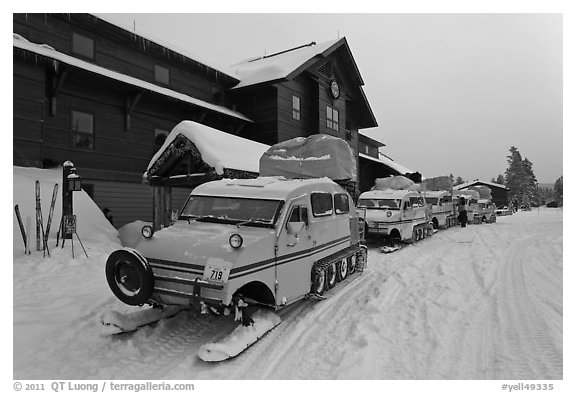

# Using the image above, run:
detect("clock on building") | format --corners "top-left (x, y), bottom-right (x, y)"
top-left (329, 79), bottom-right (340, 99)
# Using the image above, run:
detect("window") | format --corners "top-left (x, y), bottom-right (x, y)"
top-left (154, 129), bottom-right (170, 151)
top-left (311, 193), bottom-right (333, 217)
top-left (292, 95), bottom-right (301, 121)
top-left (326, 106), bottom-right (339, 131)
top-left (154, 65), bottom-right (170, 85)
top-left (72, 111), bottom-right (94, 149)
top-left (334, 194), bottom-right (350, 214)
top-left (71, 32), bottom-right (94, 59)
top-left (288, 206), bottom-right (308, 226)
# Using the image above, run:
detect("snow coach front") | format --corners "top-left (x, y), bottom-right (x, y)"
top-left (358, 188), bottom-right (431, 243)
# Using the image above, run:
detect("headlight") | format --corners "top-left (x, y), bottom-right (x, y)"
top-left (229, 234), bottom-right (243, 249)
top-left (142, 225), bottom-right (154, 239)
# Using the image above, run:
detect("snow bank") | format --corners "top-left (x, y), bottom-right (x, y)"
top-left (12, 166), bottom-right (119, 258)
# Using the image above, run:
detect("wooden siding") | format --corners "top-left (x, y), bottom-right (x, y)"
top-left (276, 76), bottom-right (318, 141)
top-left (87, 180), bottom-right (190, 229)
top-left (13, 14), bottom-right (231, 103)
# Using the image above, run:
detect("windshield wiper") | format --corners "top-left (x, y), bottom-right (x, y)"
top-left (236, 218), bottom-right (271, 227)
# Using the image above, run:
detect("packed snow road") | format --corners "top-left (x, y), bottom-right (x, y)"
top-left (13, 209), bottom-right (562, 380)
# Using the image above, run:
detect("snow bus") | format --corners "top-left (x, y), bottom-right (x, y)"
top-left (423, 190), bottom-right (457, 229)
top-left (357, 181), bottom-right (431, 245)
top-left (103, 131), bottom-right (367, 361)
top-left (477, 198), bottom-right (497, 223)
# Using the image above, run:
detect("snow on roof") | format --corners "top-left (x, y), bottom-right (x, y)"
top-left (360, 188), bottom-right (419, 199)
top-left (146, 120), bottom-right (270, 176)
top-left (455, 180), bottom-right (509, 190)
top-left (228, 39), bottom-right (341, 89)
top-left (13, 34), bottom-right (251, 122)
top-left (359, 153), bottom-right (415, 176)
top-left (93, 14), bottom-right (237, 80)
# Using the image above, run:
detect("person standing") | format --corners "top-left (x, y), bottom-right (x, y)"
top-left (458, 197), bottom-right (467, 227)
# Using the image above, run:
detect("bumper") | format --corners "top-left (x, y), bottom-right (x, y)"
top-left (366, 222), bottom-right (390, 235)
top-left (152, 275), bottom-right (227, 307)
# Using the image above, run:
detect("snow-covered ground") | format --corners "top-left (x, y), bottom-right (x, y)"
top-left (10, 167), bottom-right (566, 388)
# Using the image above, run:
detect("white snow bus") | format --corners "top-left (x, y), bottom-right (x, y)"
top-left (103, 131), bottom-right (366, 361)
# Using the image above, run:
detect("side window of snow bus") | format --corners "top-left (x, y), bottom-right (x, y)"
top-left (311, 192), bottom-right (334, 217)
top-left (288, 206), bottom-right (308, 227)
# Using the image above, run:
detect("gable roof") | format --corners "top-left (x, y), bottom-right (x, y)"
top-left (455, 180), bottom-right (510, 191)
top-left (228, 37), bottom-right (377, 128)
top-left (228, 39), bottom-right (343, 89)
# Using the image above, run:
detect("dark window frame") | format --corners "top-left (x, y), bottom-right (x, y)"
top-left (334, 193), bottom-right (350, 214)
top-left (292, 94), bottom-right (301, 121)
top-left (71, 110), bottom-right (95, 150)
top-left (311, 192), bottom-right (334, 217)
top-left (326, 105), bottom-right (340, 131)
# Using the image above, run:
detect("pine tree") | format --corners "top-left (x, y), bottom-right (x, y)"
top-left (554, 176), bottom-right (563, 205)
top-left (505, 146), bottom-right (538, 206)
top-left (454, 176), bottom-right (464, 186)
top-left (496, 174), bottom-right (505, 185)
top-left (505, 146), bottom-right (525, 202)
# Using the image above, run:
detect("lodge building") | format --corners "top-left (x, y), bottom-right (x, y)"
top-left (13, 13), bottom-right (414, 228)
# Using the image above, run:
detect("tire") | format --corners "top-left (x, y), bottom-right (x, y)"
top-left (311, 269), bottom-right (326, 295)
top-left (348, 255), bottom-right (357, 274)
top-left (106, 249), bottom-right (154, 306)
top-left (326, 263), bottom-right (337, 289)
top-left (337, 258), bottom-right (348, 281)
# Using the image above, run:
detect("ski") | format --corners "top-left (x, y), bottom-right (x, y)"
top-left (14, 205), bottom-right (30, 254)
top-left (35, 181), bottom-right (41, 251)
top-left (380, 245), bottom-right (401, 253)
top-left (197, 309), bottom-right (281, 362)
top-left (100, 306), bottom-right (184, 335)
top-left (35, 181), bottom-right (49, 257)
top-left (44, 184), bottom-right (59, 247)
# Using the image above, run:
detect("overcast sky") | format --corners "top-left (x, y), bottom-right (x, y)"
top-left (97, 12), bottom-right (563, 184)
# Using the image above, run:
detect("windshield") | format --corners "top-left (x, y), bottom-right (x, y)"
top-left (357, 198), bottom-right (401, 210)
top-left (179, 196), bottom-right (283, 227)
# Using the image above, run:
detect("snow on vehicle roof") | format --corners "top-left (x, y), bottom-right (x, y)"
top-left (359, 153), bottom-right (415, 177)
top-left (359, 189), bottom-right (419, 199)
top-left (227, 39), bottom-right (341, 89)
top-left (193, 176), bottom-right (340, 200)
top-left (13, 34), bottom-right (251, 122)
top-left (146, 121), bottom-right (270, 176)
top-left (423, 190), bottom-right (451, 197)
